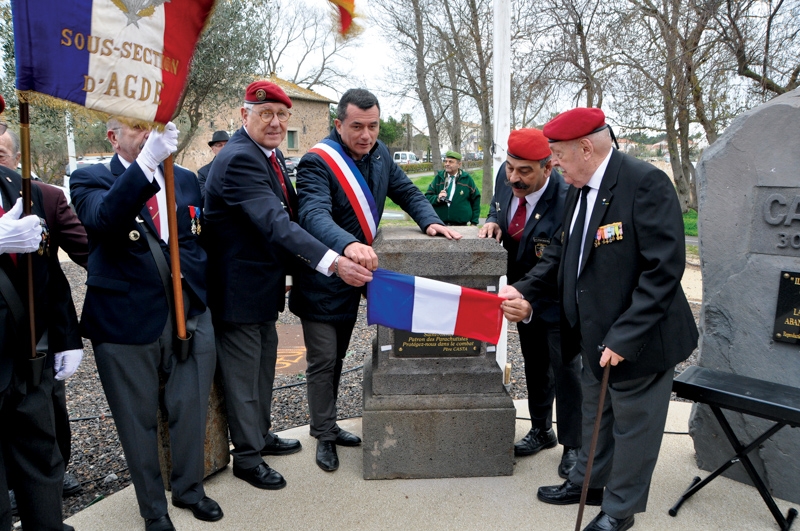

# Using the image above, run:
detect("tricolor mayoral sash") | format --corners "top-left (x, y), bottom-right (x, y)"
top-left (308, 139), bottom-right (379, 245)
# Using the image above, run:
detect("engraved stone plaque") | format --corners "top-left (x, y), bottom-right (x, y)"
top-left (773, 271), bottom-right (800, 344)
top-left (750, 187), bottom-right (800, 257)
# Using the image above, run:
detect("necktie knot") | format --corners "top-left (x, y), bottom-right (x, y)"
top-left (509, 196), bottom-right (527, 242)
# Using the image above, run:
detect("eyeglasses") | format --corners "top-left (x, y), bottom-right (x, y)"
top-left (253, 110), bottom-right (292, 123)
top-left (0, 122), bottom-right (7, 136)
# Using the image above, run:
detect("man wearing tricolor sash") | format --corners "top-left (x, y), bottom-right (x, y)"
top-left (289, 88), bottom-right (461, 472)
top-left (203, 82), bottom-right (372, 490)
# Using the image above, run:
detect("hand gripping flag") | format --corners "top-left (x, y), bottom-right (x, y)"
top-left (367, 268), bottom-right (504, 344)
top-left (12, 0), bottom-right (216, 124)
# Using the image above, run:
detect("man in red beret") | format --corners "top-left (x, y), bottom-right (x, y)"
top-left (499, 108), bottom-right (697, 531)
top-left (203, 81), bottom-right (372, 490)
top-left (479, 128), bottom-right (582, 478)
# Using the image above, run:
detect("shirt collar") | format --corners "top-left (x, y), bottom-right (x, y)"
top-left (586, 148), bottom-right (613, 190)
top-left (243, 126), bottom-right (275, 159)
top-left (523, 175), bottom-right (550, 206)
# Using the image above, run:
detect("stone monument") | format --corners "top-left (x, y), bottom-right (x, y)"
top-left (362, 226), bottom-right (516, 479)
top-left (692, 88), bottom-right (800, 503)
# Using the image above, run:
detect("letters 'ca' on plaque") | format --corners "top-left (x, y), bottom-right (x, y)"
top-left (393, 330), bottom-right (481, 358)
top-left (773, 271), bottom-right (800, 344)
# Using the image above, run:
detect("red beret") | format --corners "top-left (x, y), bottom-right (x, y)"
top-left (244, 81), bottom-right (292, 109)
top-left (0, 95), bottom-right (5, 114)
top-left (543, 107), bottom-right (606, 142)
top-left (507, 128), bottom-right (551, 161)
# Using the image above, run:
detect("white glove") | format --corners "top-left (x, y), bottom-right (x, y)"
top-left (54, 349), bottom-right (83, 380)
top-left (137, 122), bottom-right (179, 171)
top-left (0, 198), bottom-right (43, 254)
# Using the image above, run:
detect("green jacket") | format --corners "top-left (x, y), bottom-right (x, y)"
top-left (424, 170), bottom-right (481, 225)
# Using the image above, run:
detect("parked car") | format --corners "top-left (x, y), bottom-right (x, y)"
top-left (393, 151), bottom-right (418, 165)
top-left (284, 156), bottom-right (301, 177)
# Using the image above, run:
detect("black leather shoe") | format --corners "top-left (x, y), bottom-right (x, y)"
top-left (63, 472), bottom-right (82, 497)
top-left (582, 511), bottom-right (635, 531)
top-left (63, 524), bottom-right (75, 531)
top-left (316, 440), bottom-right (339, 471)
top-left (537, 479), bottom-right (603, 506)
top-left (172, 495), bottom-right (224, 522)
top-left (558, 446), bottom-right (579, 479)
top-left (514, 427), bottom-right (557, 456)
top-left (261, 435), bottom-right (302, 456)
top-left (334, 429), bottom-right (362, 447)
top-left (144, 514), bottom-right (176, 531)
top-left (233, 462), bottom-right (286, 490)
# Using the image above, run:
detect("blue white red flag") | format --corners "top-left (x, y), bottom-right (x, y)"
top-left (12, 0), bottom-right (216, 124)
top-left (367, 268), bottom-right (504, 344)
top-left (309, 138), bottom-right (379, 244)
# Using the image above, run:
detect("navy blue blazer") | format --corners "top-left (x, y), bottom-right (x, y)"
top-left (486, 164), bottom-right (568, 322)
top-left (203, 127), bottom-right (329, 324)
top-left (70, 155), bottom-right (207, 345)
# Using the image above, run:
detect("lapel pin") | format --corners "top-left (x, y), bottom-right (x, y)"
top-left (534, 213), bottom-right (541, 220)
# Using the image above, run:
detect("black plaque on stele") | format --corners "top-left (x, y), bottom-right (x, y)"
top-left (773, 271), bottom-right (800, 344)
top-left (394, 330), bottom-right (481, 358)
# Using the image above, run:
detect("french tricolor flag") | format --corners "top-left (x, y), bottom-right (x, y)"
top-left (367, 268), bottom-right (504, 344)
top-left (12, 0), bottom-right (215, 124)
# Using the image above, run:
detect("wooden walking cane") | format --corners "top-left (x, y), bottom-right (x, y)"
top-left (18, 100), bottom-right (47, 386)
top-left (162, 154), bottom-right (188, 343)
top-left (574, 350), bottom-right (612, 531)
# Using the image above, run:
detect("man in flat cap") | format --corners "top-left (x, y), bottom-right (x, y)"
top-left (71, 118), bottom-right (222, 530)
top-left (289, 88), bottom-right (461, 472)
top-left (499, 108), bottom-right (697, 531)
top-left (479, 128), bottom-right (582, 479)
top-left (203, 81), bottom-right (372, 490)
top-left (196, 130), bottom-right (229, 202)
top-left (425, 150), bottom-right (480, 225)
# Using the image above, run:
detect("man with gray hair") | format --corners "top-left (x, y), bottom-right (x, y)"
top-left (290, 88), bottom-right (462, 472)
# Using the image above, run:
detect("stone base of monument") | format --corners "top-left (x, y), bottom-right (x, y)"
top-left (157, 372), bottom-right (230, 490)
top-left (362, 226), bottom-right (515, 480)
top-left (363, 349), bottom-right (515, 479)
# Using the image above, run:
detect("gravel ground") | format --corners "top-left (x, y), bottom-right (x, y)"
top-left (49, 260), bottom-right (701, 521)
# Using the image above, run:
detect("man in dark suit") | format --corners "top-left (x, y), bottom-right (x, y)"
top-left (196, 130), bottom-right (228, 202)
top-left (204, 81), bottom-right (371, 490)
top-left (500, 108), bottom-right (697, 531)
top-left (0, 127), bottom-right (88, 505)
top-left (70, 119), bottom-right (222, 531)
top-left (479, 128), bottom-right (582, 478)
top-left (289, 88), bottom-right (461, 472)
top-left (0, 161), bottom-right (79, 530)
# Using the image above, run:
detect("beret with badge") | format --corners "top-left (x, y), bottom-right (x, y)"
top-left (507, 128), bottom-right (551, 161)
top-left (244, 80), bottom-right (292, 109)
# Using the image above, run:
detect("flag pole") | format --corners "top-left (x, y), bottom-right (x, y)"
top-left (162, 154), bottom-right (187, 342)
top-left (18, 100), bottom-right (46, 385)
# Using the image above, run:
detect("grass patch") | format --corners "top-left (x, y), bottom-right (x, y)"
top-left (686, 245), bottom-right (699, 257)
top-left (683, 209), bottom-right (697, 237)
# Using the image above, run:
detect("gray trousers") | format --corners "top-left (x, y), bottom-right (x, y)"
top-left (215, 320), bottom-right (279, 469)
top-left (568, 362), bottom-right (673, 519)
top-left (518, 318), bottom-right (583, 447)
top-left (301, 319), bottom-right (356, 442)
top-left (93, 309), bottom-right (216, 520)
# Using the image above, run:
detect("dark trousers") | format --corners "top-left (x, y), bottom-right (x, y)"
top-left (518, 318), bottom-right (583, 447)
top-left (0, 367), bottom-right (63, 531)
top-left (93, 309), bottom-right (216, 520)
top-left (215, 320), bottom-right (279, 469)
top-left (568, 362), bottom-right (673, 519)
top-left (301, 319), bottom-right (356, 441)
top-left (53, 379), bottom-right (70, 467)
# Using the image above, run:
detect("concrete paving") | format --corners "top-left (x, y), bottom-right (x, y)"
top-left (65, 400), bottom-right (795, 531)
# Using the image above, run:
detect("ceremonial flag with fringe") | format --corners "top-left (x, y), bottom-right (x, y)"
top-left (11, 0), bottom-right (216, 124)
top-left (367, 268), bottom-right (504, 344)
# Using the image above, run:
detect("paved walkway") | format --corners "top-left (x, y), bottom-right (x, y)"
top-left (65, 401), bottom-right (794, 531)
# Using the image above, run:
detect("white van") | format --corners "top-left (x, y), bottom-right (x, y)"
top-left (393, 151), bottom-right (418, 164)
